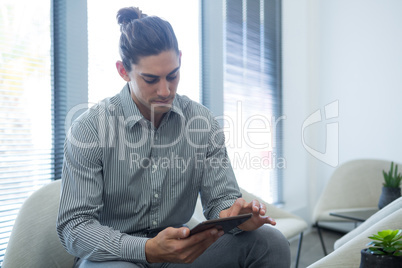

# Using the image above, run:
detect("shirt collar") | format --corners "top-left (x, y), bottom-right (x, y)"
top-left (170, 95), bottom-right (185, 119)
top-left (119, 84), bottom-right (143, 129)
top-left (119, 83), bottom-right (185, 129)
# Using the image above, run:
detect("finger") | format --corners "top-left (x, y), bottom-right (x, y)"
top-left (259, 202), bottom-right (267, 215)
top-left (251, 200), bottom-right (268, 216)
top-left (189, 228), bottom-right (223, 244)
top-left (181, 238), bottom-right (216, 263)
top-left (252, 200), bottom-right (260, 213)
top-left (229, 198), bottom-right (247, 216)
top-left (178, 227), bottom-right (222, 260)
top-left (184, 229), bottom-right (224, 262)
top-left (258, 215), bottom-right (276, 226)
top-left (245, 200), bottom-right (261, 215)
top-left (238, 215), bottom-right (271, 231)
top-left (185, 228), bottom-right (221, 244)
top-left (180, 227), bottom-right (190, 238)
top-left (268, 216), bottom-right (276, 225)
top-left (164, 227), bottom-right (190, 240)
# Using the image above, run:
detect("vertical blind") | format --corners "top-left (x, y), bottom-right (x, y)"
top-left (53, 0), bottom-right (67, 181)
top-left (0, 1), bottom-right (87, 265)
top-left (223, 0), bottom-right (283, 203)
top-left (53, 0), bottom-right (88, 181)
top-left (0, 0), bottom-right (52, 264)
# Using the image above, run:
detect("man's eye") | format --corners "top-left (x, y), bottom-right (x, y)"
top-left (167, 75), bottom-right (177, 81)
top-left (143, 78), bottom-right (158, 84)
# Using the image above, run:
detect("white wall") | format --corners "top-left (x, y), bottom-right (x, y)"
top-left (282, 0), bottom-right (402, 222)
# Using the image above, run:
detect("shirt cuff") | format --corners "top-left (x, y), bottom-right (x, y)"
top-left (228, 227), bottom-right (244, 236)
top-left (209, 199), bottom-right (237, 219)
top-left (120, 234), bottom-right (150, 263)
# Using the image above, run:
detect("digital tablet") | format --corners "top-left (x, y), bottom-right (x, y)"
top-left (189, 213), bottom-right (252, 236)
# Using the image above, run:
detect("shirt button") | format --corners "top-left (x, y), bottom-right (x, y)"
top-left (152, 221), bottom-right (157, 226)
top-left (152, 164), bottom-right (157, 170)
top-left (154, 193), bottom-right (159, 198)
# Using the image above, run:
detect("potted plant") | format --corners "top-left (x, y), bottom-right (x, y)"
top-left (360, 229), bottom-right (402, 268)
top-left (378, 162), bottom-right (402, 209)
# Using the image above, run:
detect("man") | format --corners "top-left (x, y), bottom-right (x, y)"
top-left (57, 7), bottom-right (290, 267)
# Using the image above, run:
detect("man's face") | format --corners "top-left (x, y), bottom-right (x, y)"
top-left (125, 50), bottom-right (181, 122)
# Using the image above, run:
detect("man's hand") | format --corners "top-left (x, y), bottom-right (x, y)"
top-left (219, 198), bottom-right (276, 231)
top-left (145, 226), bottom-right (224, 264)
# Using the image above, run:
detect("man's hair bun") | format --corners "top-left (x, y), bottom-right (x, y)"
top-left (116, 6), bottom-right (179, 71)
top-left (116, 7), bottom-right (147, 28)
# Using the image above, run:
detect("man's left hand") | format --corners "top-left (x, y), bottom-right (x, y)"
top-left (219, 198), bottom-right (276, 231)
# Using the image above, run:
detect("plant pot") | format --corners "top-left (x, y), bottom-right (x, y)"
top-left (378, 186), bottom-right (401, 209)
top-left (360, 248), bottom-right (402, 268)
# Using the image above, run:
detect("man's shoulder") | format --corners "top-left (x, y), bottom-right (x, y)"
top-left (71, 93), bottom-right (123, 129)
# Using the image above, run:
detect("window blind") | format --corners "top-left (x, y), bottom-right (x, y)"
top-left (0, 0), bottom-right (52, 264)
top-left (202, 0), bottom-right (283, 204)
top-left (0, 0), bottom-right (88, 264)
top-left (53, 0), bottom-right (67, 181)
top-left (224, 0), bottom-right (283, 204)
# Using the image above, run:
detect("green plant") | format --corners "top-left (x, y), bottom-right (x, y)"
top-left (367, 229), bottom-right (402, 256)
top-left (382, 162), bottom-right (402, 188)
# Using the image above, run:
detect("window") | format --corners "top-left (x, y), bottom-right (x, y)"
top-left (202, 0), bottom-right (283, 204)
top-left (0, 0), bottom-right (52, 263)
top-left (87, 0), bottom-right (200, 104)
top-left (0, 0), bottom-right (88, 264)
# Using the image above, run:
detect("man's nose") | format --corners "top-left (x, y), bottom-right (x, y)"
top-left (157, 79), bottom-right (170, 97)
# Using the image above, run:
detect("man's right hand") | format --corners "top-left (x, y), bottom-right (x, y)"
top-left (145, 226), bottom-right (224, 264)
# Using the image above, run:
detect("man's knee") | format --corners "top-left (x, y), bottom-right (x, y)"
top-left (246, 225), bottom-right (289, 248)
top-left (188, 225), bottom-right (291, 268)
top-left (259, 225), bottom-right (289, 245)
top-left (242, 225), bottom-right (291, 267)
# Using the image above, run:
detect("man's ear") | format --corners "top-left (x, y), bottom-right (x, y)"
top-left (116, 61), bottom-right (130, 82)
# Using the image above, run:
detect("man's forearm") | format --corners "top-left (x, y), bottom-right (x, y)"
top-left (57, 217), bottom-right (149, 262)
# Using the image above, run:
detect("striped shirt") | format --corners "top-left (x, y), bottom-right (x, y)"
top-left (56, 84), bottom-right (241, 263)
